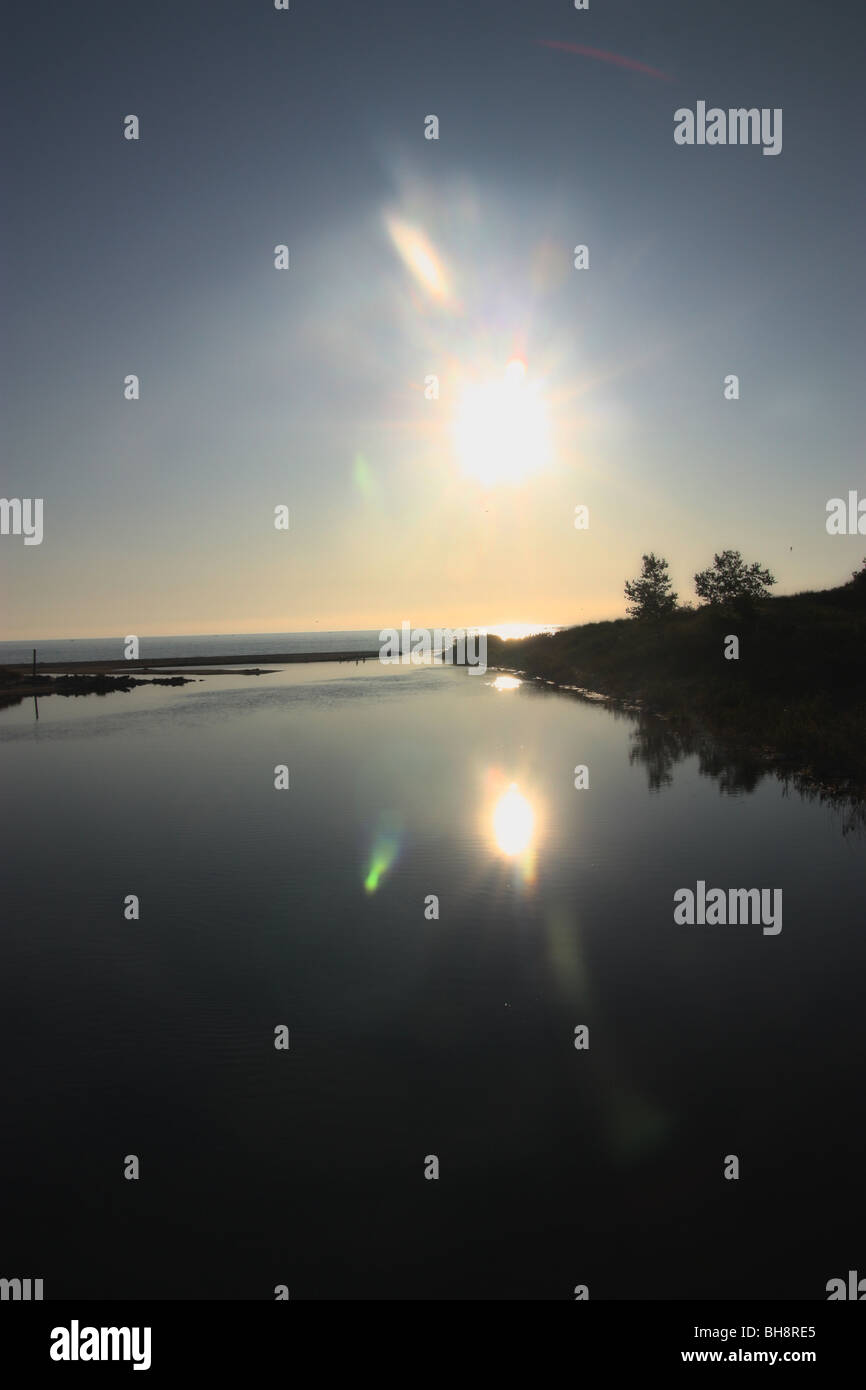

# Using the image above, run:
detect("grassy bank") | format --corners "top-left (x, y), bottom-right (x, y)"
top-left (486, 574), bottom-right (866, 793)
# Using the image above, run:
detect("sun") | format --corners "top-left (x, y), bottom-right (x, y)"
top-left (454, 358), bottom-right (551, 487)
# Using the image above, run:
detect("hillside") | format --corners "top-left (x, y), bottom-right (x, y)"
top-left (485, 572), bottom-right (866, 792)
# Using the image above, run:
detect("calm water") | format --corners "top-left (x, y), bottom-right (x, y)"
top-left (1, 662), bottom-right (864, 1299)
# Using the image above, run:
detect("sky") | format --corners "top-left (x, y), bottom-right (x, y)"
top-left (1, 0), bottom-right (864, 638)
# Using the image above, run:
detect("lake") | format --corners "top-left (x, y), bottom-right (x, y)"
top-left (1, 660), bottom-right (863, 1299)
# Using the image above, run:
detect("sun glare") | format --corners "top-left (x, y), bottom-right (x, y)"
top-left (492, 782), bottom-right (535, 856)
top-left (486, 622), bottom-right (557, 641)
top-left (454, 359), bottom-right (551, 487)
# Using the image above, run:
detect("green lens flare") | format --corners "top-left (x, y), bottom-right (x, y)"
top-left (353, 453), bottom-right (373, 495)
top-left (363, 815), bottom-right (402, 893)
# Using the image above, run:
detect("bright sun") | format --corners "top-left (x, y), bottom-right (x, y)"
top-left (454, 358), bottom-right (551, 487)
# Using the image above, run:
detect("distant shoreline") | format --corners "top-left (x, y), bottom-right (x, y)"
top-left (1, 650), bottom-right (383, 677)
top-left (0, 650), bottom-right (386, 708)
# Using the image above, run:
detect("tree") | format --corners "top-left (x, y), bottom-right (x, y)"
top-left (694, 550), bottom-right (776, 607)
top-left (624, 553), bottom-right (678, 619)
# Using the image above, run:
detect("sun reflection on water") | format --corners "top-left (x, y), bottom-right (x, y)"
top-left (482, 772), bottom-right (540, 885)
top-left (493, 782), bottom-right (535, 855)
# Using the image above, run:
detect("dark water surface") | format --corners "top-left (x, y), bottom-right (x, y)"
top-left (1, 663), bottom-right (864, 1299)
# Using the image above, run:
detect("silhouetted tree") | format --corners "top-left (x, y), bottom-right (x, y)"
top-left (624, 553), bottom-right (678, 619)
top-left (694, 550), bottom-right (776, 607)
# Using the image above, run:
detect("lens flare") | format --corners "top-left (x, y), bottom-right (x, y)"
top-left (353, 452), bottom-right (375, 496)
top-left (363, 813), bottom-right (403, 893)
top-left (364, 845), bottom-right (396, 893)
top-left (385, 215), bottom-right (452, 302)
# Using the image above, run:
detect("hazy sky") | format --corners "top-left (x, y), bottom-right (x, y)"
top-left (2, 0), bottom-right (864, 638)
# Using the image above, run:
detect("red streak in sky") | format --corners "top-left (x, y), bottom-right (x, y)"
top-left (537, 39), bottom-right (672, 83)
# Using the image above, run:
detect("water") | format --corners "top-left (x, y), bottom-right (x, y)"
top-left (0, 624), bottom-right (561, 666)
top-left (1, 662), bottom-right (863, 1299)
